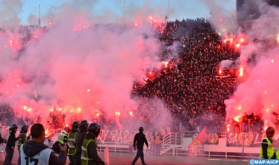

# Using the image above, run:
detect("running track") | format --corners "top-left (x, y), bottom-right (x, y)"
top-left (0, 151), bottom-right (249, 165)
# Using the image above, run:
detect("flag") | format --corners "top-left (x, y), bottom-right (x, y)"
top-left (104, 147), bottom-right (110, 165)
top-left (188, 127), bottom-right (207, 157)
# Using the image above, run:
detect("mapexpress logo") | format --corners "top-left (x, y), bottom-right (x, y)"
top-left (250, 159), bottom-right (279, 165)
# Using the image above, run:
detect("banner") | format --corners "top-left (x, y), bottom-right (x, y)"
top-left (188, 127), bottom-right (207, 156)
top-left (226, 132), bottom-right (265, 147)
top-left (97, 130), bottom-right (153, 145)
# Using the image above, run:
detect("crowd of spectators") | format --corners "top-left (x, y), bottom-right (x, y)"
top-left (133, 18), bottom-right (241, 133)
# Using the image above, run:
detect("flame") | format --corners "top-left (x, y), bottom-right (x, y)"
top-left (96, 113), bottom-right (100, 117)
top-left (227, 124), bottom-right (230, 131)
top-left (87, 89), bottom-right (90, 92)
top-left (239, 66), bottom-right (244, 77)
top-left (149, 16), bottom-right (153, 20)
top-left (45, 129), bottom-right (49, 136)
top-left (265, 90), bottom-right (268, 95)
top-left (223, 38), bottom-right (233, 43)
top-left (271, 59), bottom-right (275, 63)
top-left (271, 104), bottom-right (274, 107)
top-left (66, 124), bottom-right (69, 127)
top-left (266, 109), bottom-right (270, 112)
top-left (115, 112), bottom-right (120, 116)
top-left (129, 111), bottom-right (133, 117)
top-left (235, 44), bottom-right (240, 48)
top-left (218, 69), bottom-right (222, 74)
top-left (16, 84), bottom-right (19, 87)
top-left (162, 61), bottom-right (168, 67)
top-left (149, 71), bottom-right (152, 75)
top-left (234, 115), bottom-right (242, 122)
top-left (238, 105), bottom-right (242, 110)
top-left (77, 107), bottom-right (81, 112)
top-left (23, 106), bottom-right (27, 110)
top-left (240, 38), bottom-right (244, 43)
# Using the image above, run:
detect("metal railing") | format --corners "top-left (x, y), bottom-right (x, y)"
top-left (160, 145), bottom-right (259, 159)
top-left (96, 143), bottom-right (259, 160)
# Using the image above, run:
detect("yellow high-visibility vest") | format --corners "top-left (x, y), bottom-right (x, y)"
top-left (260, 137), bottom-right (274, 159)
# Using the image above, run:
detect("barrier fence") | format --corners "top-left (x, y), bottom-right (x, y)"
top-left (0, 125), bottom-right (260, 160)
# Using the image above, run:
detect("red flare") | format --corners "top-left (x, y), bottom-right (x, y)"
top-left (239, 67), bottom-right (244, 77)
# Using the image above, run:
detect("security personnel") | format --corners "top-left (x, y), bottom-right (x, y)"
top-left (68, 121), bottom-right (79, 165)
top-left (75, 120), bottom-right (89, 165)
top-left (275, 146), bottom-right (279, 159)
top-left (260, 127), bottom-right (276, 159)
top-left (18, 125), bottom-right (29, 165)
top-left (81, 123), bottom-right (104, 165)
top-left (20, 123), bottom-right (67, 165)
top-left (131, 127), bottom-right (148, 165)
top-left (52, 130), bottom-right (69, 154)
top-left (4, 124), bottom-right (19, 165)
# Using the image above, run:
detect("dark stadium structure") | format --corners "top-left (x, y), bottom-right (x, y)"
top-left (237, 0), bottom-right (279, 22)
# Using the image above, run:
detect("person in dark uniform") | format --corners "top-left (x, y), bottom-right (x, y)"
top-left (80, 123), bottom-right (105, 165)
top-left (18, 125), bottom-right (29, 165)
top-left (4, 124), bottom-right (19, 165)
top-left (68, 121), bottom-right (79, 165)
top-left (75, 120), bottom-right (89, 165)
top-left (131, 127), bottom-right (148, 165)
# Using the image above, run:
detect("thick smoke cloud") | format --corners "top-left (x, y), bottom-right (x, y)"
top-left (0, 0), bottom-right (22, 27)
top-left (224, 0), bottom-right (279, 132)
top-left (0, 1), bottom-right (176, 131)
